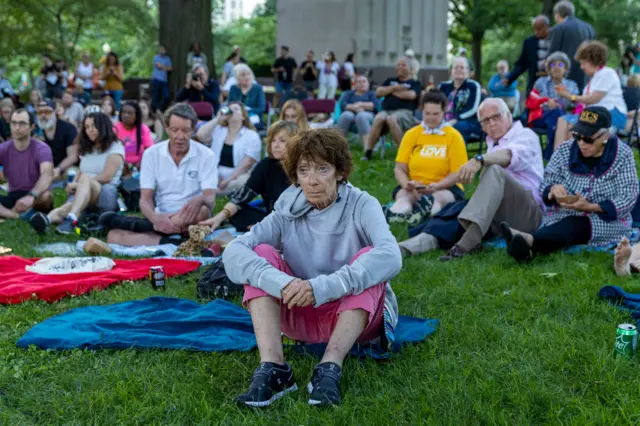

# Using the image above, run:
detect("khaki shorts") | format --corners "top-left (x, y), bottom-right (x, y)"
top-left (378, 109), bottom-right (418, 133)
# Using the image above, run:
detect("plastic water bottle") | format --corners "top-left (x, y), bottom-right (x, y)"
top-left (132, 166), bottom-right (140, 180)
top-left (117, 196), bottom-right (127, 212)
top-left (67, 169), bottom-right (77, 183)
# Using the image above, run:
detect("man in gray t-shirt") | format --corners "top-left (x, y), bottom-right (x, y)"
top-left (62, 90), bottom-right (84, 127)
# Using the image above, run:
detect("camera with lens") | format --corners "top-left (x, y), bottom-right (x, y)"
top-left (191, 73), bottom-right (199, 81)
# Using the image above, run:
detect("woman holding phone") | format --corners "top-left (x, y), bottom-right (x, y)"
top-left (384, 90), bottom-right (468, 226)
top-left (501, 106), bottom-right (639, 262)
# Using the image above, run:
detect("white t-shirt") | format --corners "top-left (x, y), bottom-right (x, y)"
top-left (584, 66), bottom-right (627, 114)
top-left (140, 140), bottom-right (219, 214)
top-left (343, 61), bottom-right (355, 78)
top-left (76, 62), bottom-right (94, 89)
top-left (316, 61), bottom-right (340, 87)
top-left (210, 126), bottom-right (261, 181)
top-left (79, 141), bottom-right (125, 186)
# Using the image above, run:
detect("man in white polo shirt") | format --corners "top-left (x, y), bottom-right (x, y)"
top-left (99, 103), bottom-right (217, 246)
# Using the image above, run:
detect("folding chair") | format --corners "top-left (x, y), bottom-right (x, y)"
top-left (301, 99), bottom-right (336, 115)
top-left (188, 102), bottom-right (214, 121)
top-left (619, 86), bottom-right (639, 145)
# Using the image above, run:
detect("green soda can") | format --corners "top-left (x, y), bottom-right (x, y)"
top-left (614, 323), bottom-right (638, 359)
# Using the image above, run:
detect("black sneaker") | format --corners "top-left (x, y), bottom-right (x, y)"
top-left (307, 362), bottom-right (342, 406)
top-left (29, 212), bottom-right (50, 235)
top-left (98, 211), bottom-right (119, 230)
top-left (56, 217), bottom-right (77, 235)
top-left (236, 362), bottom-right (298, 408)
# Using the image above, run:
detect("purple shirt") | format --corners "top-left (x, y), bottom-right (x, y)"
top-left (486, 121), bottom-right (545, 209)
top-left (0, 139), bottom-right (53, 192)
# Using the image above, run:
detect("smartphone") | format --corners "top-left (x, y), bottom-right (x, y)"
top-left (415, 185), bottom-right (427, 190)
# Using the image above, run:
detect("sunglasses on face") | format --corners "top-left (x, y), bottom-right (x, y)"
top-left (550, 61), bottom-right (565, 68)
top-left (572, 129), bottom-right (607, 144)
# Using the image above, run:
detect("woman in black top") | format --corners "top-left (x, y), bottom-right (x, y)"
top-left (199, 121), bottom-right (299, 231)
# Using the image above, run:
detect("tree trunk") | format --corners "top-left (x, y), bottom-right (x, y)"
top-left (471, 31), bottom-right (484, 84)
top-left (542, 0), bottom-right (557, 20)
top-left (159, 0), bottom-right (214, 98)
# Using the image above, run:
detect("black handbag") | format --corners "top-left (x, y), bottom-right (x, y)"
top-left (119, 176), bottom-right (140, 212)
top-left (196, 259), bottom-right (244, 300)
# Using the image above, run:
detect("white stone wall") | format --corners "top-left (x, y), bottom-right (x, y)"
top-left (276, 0), bottom-right (448, 68)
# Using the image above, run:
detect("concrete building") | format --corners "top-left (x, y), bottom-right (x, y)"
top-left (276, 0), bottom-right (450, 85)
top-left (215, 0), bottom-right (265, 26)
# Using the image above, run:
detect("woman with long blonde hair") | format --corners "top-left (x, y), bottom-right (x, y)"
top-left (279, 99), bottom-right (309, 130)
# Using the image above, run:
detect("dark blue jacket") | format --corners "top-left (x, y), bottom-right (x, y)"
top-left (437, 79), bottom-right (482, 123)
top-left (549, 16), bottom-right (596, 91)
top-left (507, 35), bottom-right (545, 95)
top-left (175, 78), bottom-right (220, 113)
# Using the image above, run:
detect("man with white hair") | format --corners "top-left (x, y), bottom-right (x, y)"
top-left (440, 98), bottom-right (544, 261)
top-left (404, 49), bottom-right (420, 80)
top-left (549, 0), bottom-right (595, 91)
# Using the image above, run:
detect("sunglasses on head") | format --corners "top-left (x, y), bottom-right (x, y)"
top-left (572, 129), bottom-right (607, 144)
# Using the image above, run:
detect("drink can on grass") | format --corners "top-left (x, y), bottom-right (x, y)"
top-left (614, 323), bottom-right (637, 359)
top-left (67, 169), bottom-right (77, 183)
top-left (149, 266), bottom-right (166, 290)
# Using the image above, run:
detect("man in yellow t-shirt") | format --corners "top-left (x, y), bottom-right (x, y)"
top-left (384, 91), bottom-right (468, 226)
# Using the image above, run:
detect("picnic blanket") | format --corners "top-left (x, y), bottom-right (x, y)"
top-left (484, 229), bottom-right (640, 254)
top-left (599, 285), bottom-right (640, 327)
top-left (34, 228), bottom-right (243, 265)
top-left (0, 256), bottom-right (200, 304)
top-left (17, 297), bottom-right (439, 359)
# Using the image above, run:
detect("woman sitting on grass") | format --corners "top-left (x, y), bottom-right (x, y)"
top-left (384, 90), bottom-right (468, 226)
top-left (223, 129), bottom-right (402, 408)
top-left (114, 101), bottom-right (154, 168)
top-left (279, 99), bottom-right (309, 130)
top-left (30, 112), bottom-right (125, 235)
top-left (199, 121), bottom-right (298, 232)
top-left (501, 107), bottom-right (639, 262)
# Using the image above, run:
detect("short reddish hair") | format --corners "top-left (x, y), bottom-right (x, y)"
top-left (281, 129), bottom-right (353, 186)
top-left (575, 41), bottom-right (608, 67)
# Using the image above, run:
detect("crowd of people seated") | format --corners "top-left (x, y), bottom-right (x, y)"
top-left (1, 0), bottom-right (640, 408)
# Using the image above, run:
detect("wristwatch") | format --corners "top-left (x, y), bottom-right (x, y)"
top-left (474, 154), bottom-right (485, 166)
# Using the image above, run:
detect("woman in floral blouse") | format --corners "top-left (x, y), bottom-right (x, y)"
top-left (501, 106), bottom-right (639, 262)
top-left (437, 57), bottom-right (483, 143)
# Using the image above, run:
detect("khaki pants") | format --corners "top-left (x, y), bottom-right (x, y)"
top-left (458, 165), bottom-right (542, 248)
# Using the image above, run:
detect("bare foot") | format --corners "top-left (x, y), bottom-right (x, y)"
top-left (615, 238), bottom-right (632, 277)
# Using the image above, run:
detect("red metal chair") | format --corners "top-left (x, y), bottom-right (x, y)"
top-left (301, 99), bottom-right (336, 115)
top-left (188, 102), bottom-right (214, 121)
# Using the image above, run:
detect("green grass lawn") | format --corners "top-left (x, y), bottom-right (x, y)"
top-left (2, 145), bottom-right (640, 425)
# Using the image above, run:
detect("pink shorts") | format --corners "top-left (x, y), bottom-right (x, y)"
top-left (242, 244), bottom-right (386, 344)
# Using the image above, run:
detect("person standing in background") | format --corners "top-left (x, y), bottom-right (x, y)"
top-left (186, 42), bottom-right (208, 71)
top-left (549, 0), bottom-right (596, 91)
top-left (339, 53), bottom-right (356, 92)
top-left (299, 50), bottom-right (319, 96)
top-left (102, 52), bottom-right (124, 111)
top-left (504, 15), bottom-right (550, 95)
top-left (405, 49), bottom-right (420, 80)
top-left (151, 45), bottom-right (173, 113)
top-left (75, 53), bottom-right (94, 105)
top-left (317, 51), bottom-right (339, 100)
top-left (272, 46), bottom-right (297, 107)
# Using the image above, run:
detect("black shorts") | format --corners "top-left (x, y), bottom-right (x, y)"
top-left (0, 190), bottom-right (29, 209)
top-left (391, 185), bottom-right (465, 201)
top-left (106, 215), bottom-right (188, 244)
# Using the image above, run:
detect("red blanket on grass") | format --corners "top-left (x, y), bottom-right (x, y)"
top-left (0, 256), bottom-right (201, 304)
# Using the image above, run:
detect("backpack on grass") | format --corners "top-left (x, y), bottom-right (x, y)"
top-left (196, 259), bottom-right (244, 300)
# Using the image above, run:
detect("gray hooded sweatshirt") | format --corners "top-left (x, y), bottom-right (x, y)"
top-left (223, 183), bottom-right (402, 327)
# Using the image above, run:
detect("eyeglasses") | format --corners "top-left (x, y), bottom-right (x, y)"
top-left (168, 127), bottom-right (193, 135)
top-left (572, 129), bottom-right (608, 144)
top-left (37, 110), bottom-right (53, 116)
top-left (550, 61), bottom-right (565, 68)
top-left (10, 121), bottom-right (30, 128)
top-left (480, 113), bottom-right (504, 126)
